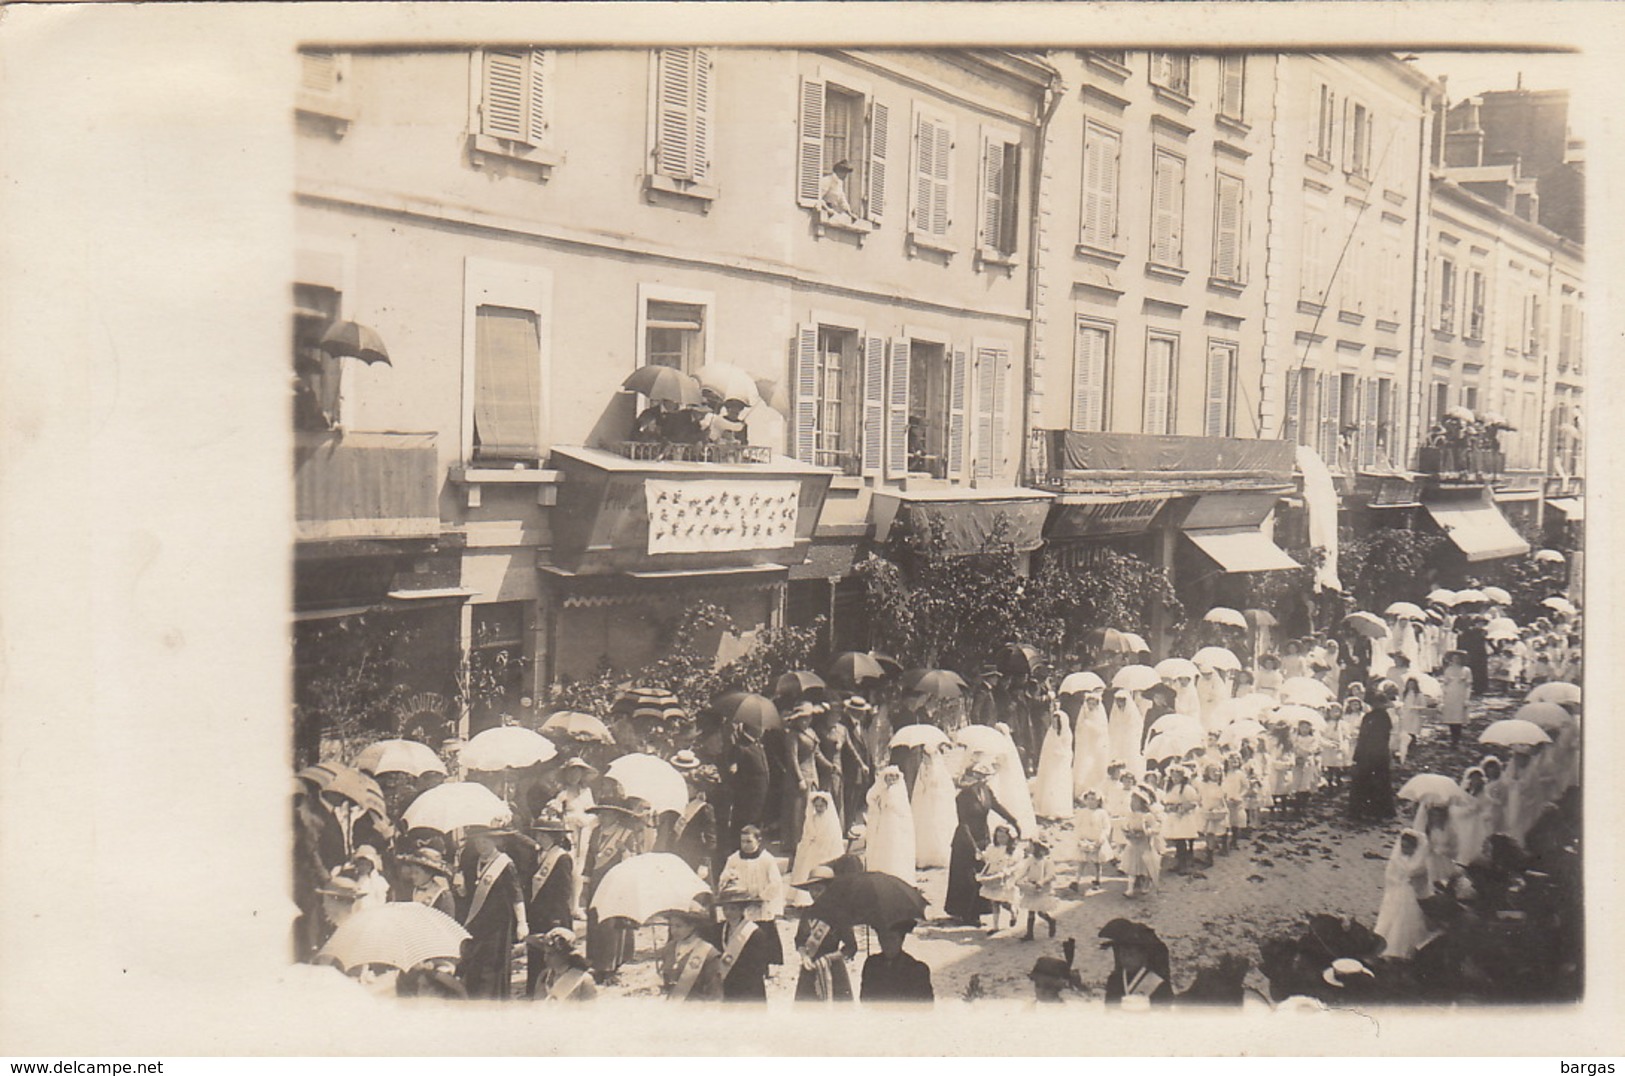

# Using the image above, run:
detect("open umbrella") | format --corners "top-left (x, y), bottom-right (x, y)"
top-left (776, 670), bottom-right (828, 698)
top-left (805, 870), bottom-right (929, 931)
top-left (1526, 681), bottom-right (1580, 706)
top-left (613, 686), bottom-right (687, 723)
top-left (1541, 596), bottom-right (1577, 617)
top-left (997, 643), bottom-right (1048, 677)
top-left (1147, 713), bottom-right (1205, 740)
top-left (461, 726), bottom-right (558, 772)
top-left (1481, 586), bottom-right (1512, 606)
top-left (622, 364), bottom-right (702, 406)
top-left (1407, 672), bottom-right (1443, 701)
top-left (1397, 774), bottom-right (1470, 807)
top-left (954, 724), bottom-right (1011, 756)
top-left (1112, 665), bottom-right (1160, 692)
top-left (402, 781), bottom-right (512, 833)
top-left (317, 321), bottom-right (392, 366)
top-left (1534, 549), bottom-right (1567, 565)
top-left (1191, 646), bottom-right (1241, 672)
top-left (827, 651), bottom-right (886, 688)
top-left (299, 763), bottom-right (387, 817)
top-left (1086, 627), bottom-right (1139, 655)
top-left (539, 711), bottom-right (615, 744)
top-left (1203, 607), bottom-right (1248, 630)
top-left (1343, 611), bottom-right (1388, 639)
top-left (1514, 702), bottom-right (1575, 732)
top-left (694, 362), bottom-right (760, 404)
top-left (1280, 677), bottom-right (1335, 706)
top-left (318, 902), bottom-right (469, 972)
top-left (1218, 718), bottom-right (1268, 746)
top-left (715, 692), bottom-right (782, 734)
top-left (589, 852), bottom-right (710, 924)
top-left (1426, 589), bottom-right (1459, 606)
top-left (353, 740), bottom-right (446, 779)
top-left (890, 724), bottom-right (950, 750)
top-left (1384, 602), bottom-right (1426, 621)
top-left (900, 668), bottom-right (968, 699)
top-left (1244, 608), bottom-right (1279, 629)
top-left (1058, 671), bottom-right (1105, 695)
top-left (1454, 589), bottom-right (1489, 606)
top-left (1274, 705), bottom-right (1326, 732)
top-left (754, 377), bottom-right (791, 418)
top-left (1479, 719), bottom-right (1552, 748)
top-left (1237, 692), bottom-right (1280, 715)
top-left (1154, 658), bottom-right (1199, 681)
top-left (1144, 729), bottom-right (1203, 762)
top-left (868, 651), bottom-right (905, 677)
top-left (1445, 405), bottom-right (1476, 422)
top-left (605, 754), bottom-right (690, 815)
top-left (1210, 698), bottom-right (1259, 727)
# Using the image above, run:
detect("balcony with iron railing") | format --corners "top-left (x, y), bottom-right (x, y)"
top-left (607, 440), bottom-right (773, 465)
top-left (1415, 446), bottom-right (1505, 483)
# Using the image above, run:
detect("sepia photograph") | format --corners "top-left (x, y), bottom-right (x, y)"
top-left (1, 0), bottom-right (1620, 1060)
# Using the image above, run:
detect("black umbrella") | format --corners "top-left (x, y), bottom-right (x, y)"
top-left (827, 651), bottom-right (886, 688)
top-left (622, 364), bottom-right (702, 406)
top-left (714, 691), bottom-right (782, 733)
top-left (776, 670), bottom-right (828, 698)
top-left (318, 321), bottom-right (392, 366)
top-left (805, 871), bottom-right (929, 931)
top-left (997, 643), bottom-right (1047, 677)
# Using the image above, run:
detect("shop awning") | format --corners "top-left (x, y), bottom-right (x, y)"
top-left (1184, 526), bottom-right (1302, 573)
top-left (1424, 496), bottom-right (1532, 562)
top-left (871, 487), bottom-right (1053, 555)
top-left (1547, 497), bottom-right (1584, 522)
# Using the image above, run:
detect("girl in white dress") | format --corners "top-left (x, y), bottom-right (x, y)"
top-left (1440, 650), bottom-right (1473, 748)
top-left (1118, 790), bottom-right (1160, 897)
top-left (1194, 667), bottom-right (1232, 731)
top-left (791, 790), bottom-right (845, 884)
top-left (1452, 766), bottom-right (1491, 866)
top-left (1161, 767), bottom-right (1202, 873)
top-left (1170, 675), bottom-right (1201, 725)
top-left (1107, 688), bottom-right (1148, 778)
top-left (1032, 708), bottom-right (1075, 820)
top-left (910, 745), bottom-right (957, 868)
top-left (975, 826), bottom-right (1021, 931)
top-left (1255, 654), bottom-right (1284, 699)
top-left (1071, 789), bottom-right (1114, 890)
top-left (863, 765), bottom-right (917, 883)
top-left (1072, 688), bottom-right (1112, 801)
top-left (1197, 765), bottom-right (1231, 862)
top-left (1322, 702), bottom-right (1354, 788)
top-left (1017, 840), bottom-right (1059, 940)
top-left (1221, 755), bottom-right (1250, 838)
top-left (1396, 679), bottom-right (1427, 765)
top-left (1375, 829), bottom-right (1431, 958)
top-left (984, 730), bottom-right (1039, 839)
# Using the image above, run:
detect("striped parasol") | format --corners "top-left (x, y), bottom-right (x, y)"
top-left (297, 762), bottom-right (387, 817)
top-left (614, 686), bottom-right (687, 722)
top-left (317, 902), bottom-right (470, 972)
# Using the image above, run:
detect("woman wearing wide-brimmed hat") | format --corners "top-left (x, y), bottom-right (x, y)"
top-left (521, 810), bottom-right (575, 995)
top-left (582, 795), bottom-right (651, 982)
top-left (397, 845), bottom-right (456, 918)
top-left (457, 824), bottom-right (528, 1000)
top-left (1099, 918), bottom-right (1173, 1006)
top-left (943, 762), bottom-right (1020, 926)
top-left (528, 927), bottom-right (597, 1002)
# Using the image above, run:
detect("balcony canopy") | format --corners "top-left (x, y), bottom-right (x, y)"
top-left (1424, 492), bottom-right (1532, 562)
top-left (295, 431), bottom-right (440, 542)
top-left (1035, 430), bottom-right (1295, 493)
top-left (871, 486), bottom-right (1053, 556)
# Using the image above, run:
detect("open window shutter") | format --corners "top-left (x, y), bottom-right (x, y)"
top-left (793, 325), bottom-right (818, 464)
top-left (990, 345), bottom-right (1010, 481)
top-left (1362, 377), bottom-right (1379, 468)
top-left (796, 78), bottom-right (826, 208)
top-left (948, 347), bottom-right (969, 479)
top-left (862, 334), bottom-right (886, 476)
top-left (974, 347), bottom-right (997, 480)
top-left (885, 339), bottom-right (910, 477)
top-left (1152, 153), bottom-right (1181, 264)
top-left (867, 100), bottom-right (889, 224)
top-left (931, 119), bottom-right (953, 236)
top-left (1080, 130), bottom-right (1102, 245)
top-left (1321, 371), bottom-right (1342, 462)
top-left (999, 143), bottom-right (1021, 254)
top-left (655, 48), bottom-right (696, 179)
top-left (1099, 132), bottom-right (1119, 246)
top-left (1283, 369), bottom-right (1301, 444)
top-left (1203, 344), bottom-right (1228, 437)
top-left (691, 48), bottom-right (713, 183)
top-left (913, 114), bottom-right (933, 232)
top-left (1214, 175), bottom-right (1241, 281)
top-left (482, 50), bottom-right (527, 140)
top-left (302, 51), bottom-right (341, 94)
top-left (981, 137), bottom-right (1003, 251)
top-left (524, 50), bottom-right (552, 146)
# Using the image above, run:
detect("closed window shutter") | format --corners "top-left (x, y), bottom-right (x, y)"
top-left (655, 48), bottom-right (696, 179)
top-left (1144, 336), bottom-right (1173, 435)
top-left (862, 334), bottom-right (886, 476)
top-left (948, 347), bottom-right (969, 479)
top-left (1220, 55), bottom-right (1244, 118)
top-left (794, 325), bottom-right (818, 464)
top-left (1362, 377), bottom-right (1379, 468)
top-left (990, 345), bottom-right (1010, 481)
top-left (302, 51), bottom-right (341, 94)
top-left (1204, 344), bottom-right (1231, 437)
top-left (797, 78), bottom-right (826, 207)
top-left (1214, 174), bottom-right (1242, 281)
top-left (1072, 324), bottom-right (1108, 433)
top-left (1320, 371), bottom-right (1342, 463)
top-left (886, 338), bottom-right (910, 477)
top-left (981, 137), bottom-right (1004, 251)
top-left (1283, 368), bottom-right (1301, 444)
top-left (975, 348), bottom-right (996, 480)
top-left (1152, 151), bottom-right (1183, 265)
top-left (1081, 124), bottom-right (1121, 248)
top-left (867, 100), bottom-right (889, 223)
top-left (482, 50), bottom-right (528, 140)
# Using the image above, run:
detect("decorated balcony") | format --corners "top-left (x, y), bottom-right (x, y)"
top-left (1029, 429), bottom-right (1295, 493)
top-left (295, 431), bottom-right (441, 542)
top-left (1415, 446), bottom-right (1505, 483)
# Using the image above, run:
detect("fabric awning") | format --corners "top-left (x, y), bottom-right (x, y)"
top-left (1424, 497), bottom-right (1532, 562)
top-left (1183, 526), bottom-right (1302, 573)
top-left (871, 487), bottom-right (1053, 555)
top-left (1547, 497), bottom-right (1584, 522)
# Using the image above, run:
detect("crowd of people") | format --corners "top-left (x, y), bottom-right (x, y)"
top-left (291, 575), bottom-right (1581, 1007)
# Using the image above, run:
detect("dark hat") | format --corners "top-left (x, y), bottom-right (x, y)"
top-left (560, 757), bottom-right (599, 775)
top-left (465, 823), bottom-right (519, 838)
top-left (529, 808), bottom-right (570, 835)
top-left (1029, 956), bottom-right (1072, 981)
top-left (588, 794), bottom-right (648, 818)
top-left (715, 881), bottom-right (756, 905)
top-left (398, 846), bottom-right (453, 879)
top-left (1098, 918), bottom-right (1160, 949)
top-left (791, 864), bottom-right (837, 890)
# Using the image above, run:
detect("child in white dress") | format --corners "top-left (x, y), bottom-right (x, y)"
top-left (1017, 840), bottom-right (1059, 940)
top-left (1118, 790), bottom-right (1160, 897)
top-left (975, 825), bottom-right (1021, 932)
top-left (1032, 709), bottom-right (1075, 819)
top-left (1375, 829), bottom-right (1431, 959)
top-left (1071, 790), bottom-right (1114, 891)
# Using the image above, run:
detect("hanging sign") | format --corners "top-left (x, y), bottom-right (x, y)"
top-left (644, 479), bottom-right (800, 555)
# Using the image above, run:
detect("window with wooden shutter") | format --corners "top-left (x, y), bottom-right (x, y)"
top-left (796, 77), bottom-right (826, 208)
top-left (1144, 333), bottom-right (1177, 435)
top-left (862, 334), bottom-right (886, 476)
top-left (1203, 341), bottom-right (1236, 438)
top-left (1080, 122), bottom-right (1121, 249)
top-left (298, 50), bottom-right (353, 125)
top-left (474, 306), bottom-right (543, 462)
top-left (1071, 320), bottom-right (1110, 433)
top-left (1437, 258), bottom-right (1456, 332)
top-left (912, 112), bottom-right (953, 240)
top-left (1319, 370), bottom-right (1342, 464)
top-left (1218, 54), bottom-right (1246, 121)
top-left (481, 49), bottom-right (551, 147)
top-left (885, 338), bottom-right (910, 478)
top-left (974, 347), bottom-right (997, 480)
top-left (979, 134), bottom-right (1021, 256)
top-left (1315, 84), bottom-right (1337, 161)
top-left (1212, 173), bottom-right (1244, 282)
top-left (1282, 367), bottom-right (1301, 445)
top-left (1151, 149), bottom-right (1185, 267)
top-left (1149, 53), bottom-right (1190, 96)
top-left (867, 100), bottom-right (889, 224)
top-left (1376, 377), bottom-right (1394, 463)
top-left (990, 345), bottom-right (1010, 480)
top-left (793, 325), bottom-right (819, 464)
top-left (652, 47), bottom-right (713, 183)
top-left (949, 347), bottom-right (969, 479)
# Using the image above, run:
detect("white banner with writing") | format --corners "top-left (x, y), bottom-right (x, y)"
top-left (644, 479), bottom-right (800, 555)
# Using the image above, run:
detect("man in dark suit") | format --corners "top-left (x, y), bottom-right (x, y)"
top-left (860, 919), bottom-right (933, 1003)
top-left (724, 724), bottom-right (770, 858)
